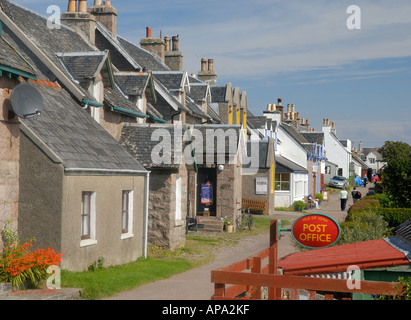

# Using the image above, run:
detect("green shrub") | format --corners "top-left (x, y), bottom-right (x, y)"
top-left (377, 208), bottom-right (411, 228)
top-left (337, 212), bottom-right (391, 245)
top-left (346, 198), bottom-right (380, 220)
top-left (293, 200), bottom-right (306, 211)
top-left (367, 193), bottom-right (391, 208)
top-left (315, 193), bottom-right (323, 201)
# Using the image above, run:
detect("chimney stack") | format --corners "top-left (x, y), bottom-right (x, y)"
top-left (62, 0), bottom-right (96, 44)
top-left (88, 0), bottom-right (118, 37)
top-left (163, 34), bottom-right (183, 71)
top-left (140, 27), bottom-right (166, 64)
top-left (198, 57), bottom-right (217, 85)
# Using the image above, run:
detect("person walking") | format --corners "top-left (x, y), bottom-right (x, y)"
top-left (351, 187), bottom-right (362, 204)
top-left (339, 188), bottom-right (348, 211)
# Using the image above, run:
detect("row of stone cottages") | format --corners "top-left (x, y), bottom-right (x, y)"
top-left (0, 0), bottom-right (355, 271)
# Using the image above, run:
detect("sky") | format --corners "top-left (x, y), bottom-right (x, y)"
top-left (10, 0), bottom-right (411, 148)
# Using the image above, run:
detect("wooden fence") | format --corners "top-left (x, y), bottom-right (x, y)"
top-left (211, 220), bottom-right (402, 300)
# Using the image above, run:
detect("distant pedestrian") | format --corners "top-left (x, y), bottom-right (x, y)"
top-left (363, 175), bottom-right (368, 187)
top-left (372, 174), bottom-right (377, 187)
top-left (339, 189), bottom-right (348, 211)
top-left (351, 187), bottom-right (362, 204)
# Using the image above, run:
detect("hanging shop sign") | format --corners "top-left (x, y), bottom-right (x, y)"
top-left (291, 213), bottom-right (340, 249)
top-left (201, 182), bottom-right (213, 205)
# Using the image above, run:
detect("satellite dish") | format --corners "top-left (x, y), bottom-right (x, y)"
top-left (10, 83), bottom-right (44, 119)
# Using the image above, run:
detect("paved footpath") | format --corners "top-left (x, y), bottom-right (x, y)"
top-left (107, 184), bottom-right (374, 300)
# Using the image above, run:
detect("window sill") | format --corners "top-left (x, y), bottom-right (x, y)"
top-left (121, 233), bottom-right (134, 240)
top-left (80, 239), bottom-right (98, 247)
top-left (175, 219), bottom-right (184, 227)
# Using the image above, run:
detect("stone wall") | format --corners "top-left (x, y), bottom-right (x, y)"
top-left (0, 78), bottom-right (20, 249)
top-left (148, 163), bottom-right (187, 250)
top-left (216, 161), bottom-right (242, 227)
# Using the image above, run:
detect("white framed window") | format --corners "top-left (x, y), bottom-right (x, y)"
top-left (80, 191), bottom-right (97, 247)
top-left (121, 190), bottom-right (134, 239)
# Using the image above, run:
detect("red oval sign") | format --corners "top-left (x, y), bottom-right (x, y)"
top-left (292, 214), bottom-right (340, 249)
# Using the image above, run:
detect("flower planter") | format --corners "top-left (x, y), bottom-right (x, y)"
top-left (226, 225), bottom-right (233, 233)
top-left (197, 223), bottom-right (205, 229)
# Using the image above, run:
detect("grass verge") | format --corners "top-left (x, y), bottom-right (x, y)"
top-left (61, 216), bottom-right (277, 300)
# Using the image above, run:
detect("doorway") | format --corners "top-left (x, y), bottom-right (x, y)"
top-left (197, 167), bottom-right (217, 216)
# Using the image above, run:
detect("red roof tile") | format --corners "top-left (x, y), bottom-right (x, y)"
top-left (278, 239), bottom-right (409, 275)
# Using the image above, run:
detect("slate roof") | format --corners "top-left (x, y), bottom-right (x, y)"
top-left (116, 35), bottom-right (170, 72)
top-left (120, 124), bottom-right (188, 169)
top-left (104, 84), bottom-right (144, 114)
top-left (280, 122), bottom-right (310, 146)
top-left (57, 52), bottom-right (107, 81)
top-left (0, 0), bottom-right (97, 99)
top-left (301, 132), bottom-right (324, 145)
top-left (0, 35), bottom-right (35, 76)
top-left (153, 71), bottom-right (185, 91)
top-left (210, 85), bottom-right (227, 103)
top-left (243, 140), bottom-right (270, 169)
top-left (114, 72), bottom-right (150, 96)
top-left (1, 1), bottom-right (97, 75)
top-left (189, 83), bottom-right (208, 102)
top-left (22, 82), bottom-right (146, 172)
top-left (185, 95), bottom-right (209, 120)
top-left (276, 155), bottom-right (308, 173)
top-left (120, 124), bottom-right (243, 168)
top-left (362, 147), bottom-right (383, 161)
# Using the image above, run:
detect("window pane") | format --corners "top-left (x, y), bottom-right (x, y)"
top-left (122, 191), bottom-right (129, 233)
top-left (82, 215), bottom-right (89, 237)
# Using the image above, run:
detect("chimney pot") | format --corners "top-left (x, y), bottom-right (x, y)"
top-left (201, 58), bottom-right (207, 71)
top-left (306, 119), bottom-right (308, 125)
top-left (208, 59), bottom-right (214, 71)
top-left (78, 0), bottom-right (87, 12)
top-left (172, 36), bottom-right (179, 51)
top-left (68, 0), bottom-right (77, 12)
top-left (277, 98), bottom-right (282, 106)
top-left (104, 1), bottom-right (111, 5)
top-left (301, 118), bottom-right (305, 124)
top-left (146, 27), bottom-right (152, 38)
top-left (94, 0), bottom-right (102, 5)
top-left (164, 36), bottom-right (171, 51)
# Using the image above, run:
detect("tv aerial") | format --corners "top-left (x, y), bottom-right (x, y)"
top-left (10, 83), bottom-right (44, 119)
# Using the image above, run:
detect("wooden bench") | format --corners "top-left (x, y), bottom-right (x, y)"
top-left (186, 217), bottom-right (197, 234)
top-left (242, 198), bottom-right (268, 215)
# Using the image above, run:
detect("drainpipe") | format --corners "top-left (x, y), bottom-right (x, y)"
top-left (143, 171), bottom-right (150, 258)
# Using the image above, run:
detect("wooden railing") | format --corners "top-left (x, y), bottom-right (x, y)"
top-left (242, 198), bottom-right (268, 215)
top-left (211, 220), bottom-right (402, 300)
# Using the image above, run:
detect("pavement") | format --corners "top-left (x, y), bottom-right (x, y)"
top-left (106, 184), bottom-right (374, 300)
